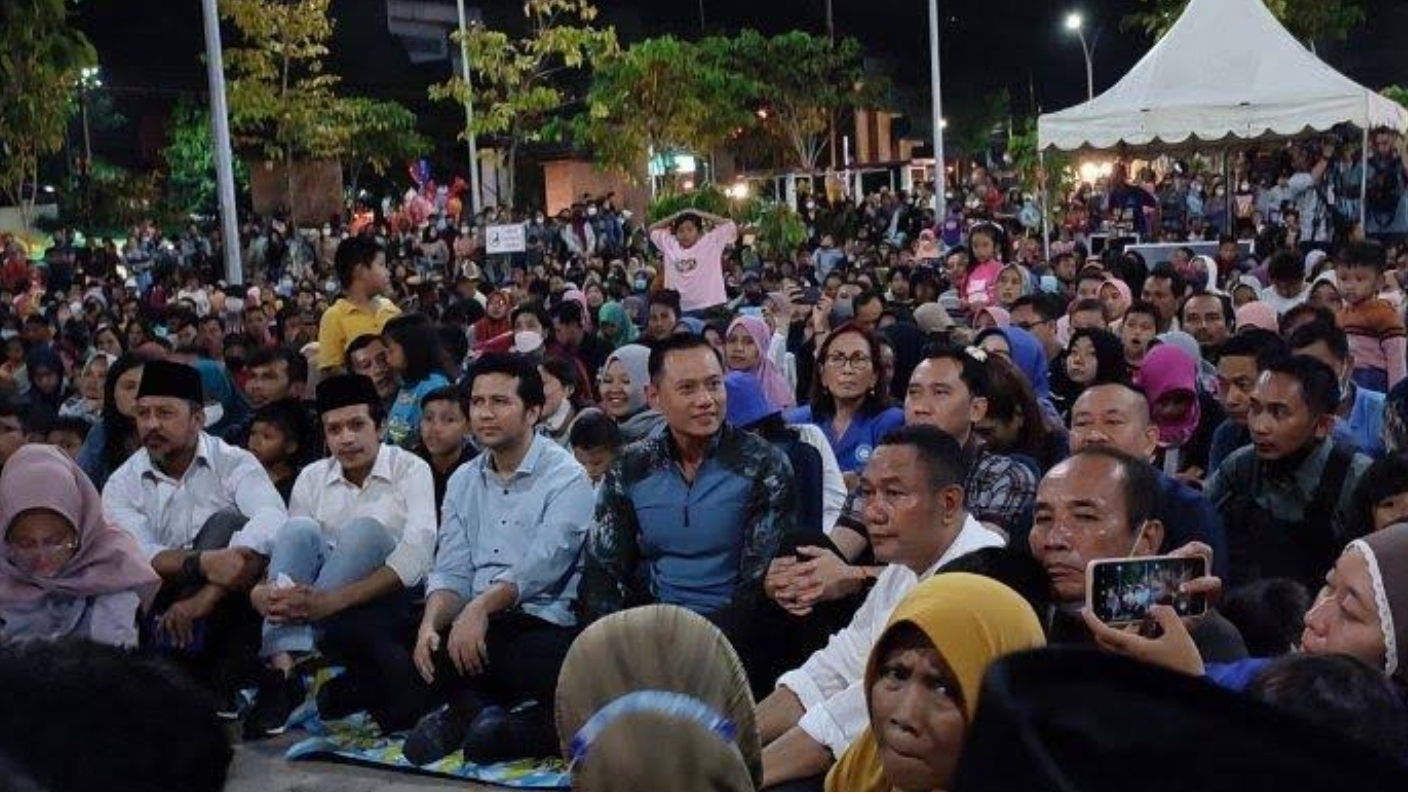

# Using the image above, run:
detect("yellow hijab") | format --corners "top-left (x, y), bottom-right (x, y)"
top-left (826, 573), bottom-right (1046, 792)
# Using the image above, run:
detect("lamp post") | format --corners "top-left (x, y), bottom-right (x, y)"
top-left (455, 0), bottom-right (482, 218)
top-left (1066, 12), bottom-right (1095, 103)
top-left (201, 0), bottom-right (243, 284)
top-left (928, 0), bottom-right (946, 206)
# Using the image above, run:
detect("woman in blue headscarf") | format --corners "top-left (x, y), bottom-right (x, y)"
top-left (975, 326), bottom-right (1061, 426)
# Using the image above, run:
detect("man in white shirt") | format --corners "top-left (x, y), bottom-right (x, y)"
top-left (755, 425), bottom-right (1006, 788)
top-left (243, 373), bottom-right (438, 739)
top-left (102, 360), bottom-right (285, 704)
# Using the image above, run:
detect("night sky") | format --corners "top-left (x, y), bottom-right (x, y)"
top-left (75, 0), bottom-right (1408, 166)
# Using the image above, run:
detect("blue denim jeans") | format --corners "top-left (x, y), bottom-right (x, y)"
top-left (260, 517), bottom-right (396, 657)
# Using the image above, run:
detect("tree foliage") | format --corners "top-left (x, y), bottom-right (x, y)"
top-left (573, 35), bottom-right (753, 179)
top-left (710, 30), bottom-right (887, 171)
top-left (0, 0), bottom-right (95, 228)
top-left (161, 98), bottom-right (250, 217)
top-left (332, 98), bottom-right (431, 197)
top-left (429, 0), bottom-right (619, 206)
top-left (1122, 0), bottom-right (1364, 45)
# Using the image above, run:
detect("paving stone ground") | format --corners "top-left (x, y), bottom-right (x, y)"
top-left (225, 732), bottom-right (496, 792)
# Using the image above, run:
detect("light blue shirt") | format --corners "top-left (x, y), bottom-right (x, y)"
top-left (1334, 384), bottom-right (1386, 458)
top-left (385, 373), bottom-right (451, 450)
top-left (428, 434), bottom-right (595, 627)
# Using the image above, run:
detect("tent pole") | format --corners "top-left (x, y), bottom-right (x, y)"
top-left (1040, 148), bottom-right (1052, 263)
top-left (1361, 125), bottom-right (1370, 231)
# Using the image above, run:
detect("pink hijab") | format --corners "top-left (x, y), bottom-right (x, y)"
top-left (1101, 277), bottom-right (1133, 320)
top-left (974, 306), bottom-right (1011, 329)
top-left (726, 316), bottom-right (794, 411)
top-left (1235, 301), bottom-right (1279, 333)
top-left (0, 445), bottom-right (160, 609)
top-left (1138, 343), bottom-right (1202, 447)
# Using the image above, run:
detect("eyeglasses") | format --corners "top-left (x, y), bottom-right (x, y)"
top-left (7, 539), bottom-right (78, 563)
top-left (825, 352), bottom-right (873, 371)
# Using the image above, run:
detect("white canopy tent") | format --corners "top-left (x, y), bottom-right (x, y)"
top-left (1035, 0), bottom-right (1408, 253)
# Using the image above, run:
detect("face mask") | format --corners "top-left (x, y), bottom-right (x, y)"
top-left (0, 330), bottom-right (15, 341)
top-left (514, 330), bottom-right (544, 353)
top-left (633, 277), bottom-right (648, 291)
top-left (69, 301), bottom-right (82, 317)
top-left (324, 280), bottom-right (339, 294)
top-left (322, 226), bottom-right (331, 235)
top-left (535, 215), bottom-right (545, 224)
top-left (460, 226), bottom-right (470, 235)
top-left (587, 206), bottom-right (598, 217)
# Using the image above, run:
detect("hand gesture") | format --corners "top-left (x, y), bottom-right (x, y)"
top-left (159, 590), bottom-right (218, 648)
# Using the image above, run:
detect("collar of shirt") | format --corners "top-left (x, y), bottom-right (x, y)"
top-left (476, 433), bottom-right (549, 486)
top-left (139, 432), bottom-right (214, 485)
top-left (324, 443), bottom-right (395, 489)
top-left (659, 423), bottom-right (728, 465)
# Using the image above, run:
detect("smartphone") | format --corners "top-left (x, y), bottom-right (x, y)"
top-left (798, 287), bottom-right (822, 305)
top-left (1086, 554), bottom-right (1208, 626)
top-left (739, 306), bottom-right (764, 318)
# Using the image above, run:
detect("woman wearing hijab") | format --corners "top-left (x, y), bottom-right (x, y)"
top-left (1053, 328), bottom-right (1128, 424)
top-left (1099, 277), bottom-right (1133, 332)
top-left (597, 301), bottom-right (639, 352)
top-left (76, 350), bottom-right (155, 492)
top-left (0, 445), bottom-right (160, 647)
top-left (597, 344), bottom-right (665, 444)
top-left (23, 346), bottom-right (68, 431)
top-left (972, 305), bottom-right (1011, 331)
top-left (725, 316), bottom-right (795, 412)
top-left (1138, 343), bottom-right (1225, 484)
top-left (975, 326), bottom-right (1064, 429)
top-left (826, 574), bottom-right (1046, 792)
top-left (60, 352), bottom-right (114, 425)
top-left (1234, 301), bottom-right (1279, 334)
top-left (556, 604), bottom-right (761, 791)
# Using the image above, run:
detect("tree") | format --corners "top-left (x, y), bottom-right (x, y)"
top-left (573, 35), bottom-right (753, 183)
top-left (161, 99), bottom-right (250, 217)
top-left (0, 0), bottom-right (95, 228)
top-left (332, 98), bottom-right (431, 201)
top-left (428, 0), bottom-right (619, 206)
top-left (712, 30), bottom-right (887, 171)
top-left (222, 0), bottom-right (346, 219)
top-left (1123, 0), bottom-right (1364, 46)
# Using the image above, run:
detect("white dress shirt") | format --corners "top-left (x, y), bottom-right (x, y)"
top-left (775, 514), bottom-right (1005, 758)
top-left (102, 432), bottom-right (288, 561)
top-left (288, 444), bottom-right (438, 587)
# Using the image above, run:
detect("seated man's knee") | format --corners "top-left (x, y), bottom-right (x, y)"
top-left (272, 517), bottom-right (324, 557)
top-left (336, 518), bottom-right (396, 557)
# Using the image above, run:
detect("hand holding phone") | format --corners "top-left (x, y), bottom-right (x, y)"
top-left (1086, 554), bottom-right (1209, 627)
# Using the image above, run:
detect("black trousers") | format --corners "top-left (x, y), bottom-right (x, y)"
top-left (318, 586), bottom-right (427, 732)
top-left (142, 511), bottom-right (262, 697)
top-left (368, 610), bottom-right (578, 733)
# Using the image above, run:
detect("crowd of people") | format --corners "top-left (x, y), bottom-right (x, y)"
top-left (4, 134), bottom-right (1408, 789)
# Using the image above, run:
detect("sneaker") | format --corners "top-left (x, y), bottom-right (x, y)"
top-left (461, 704), bottom-right (556, 765)
top-left (214, 689), bottom-right (243, 721)
top-left (242, 670), bottom-right (306, 740)
top-left (315, 674), bottom-right (364, 722)
top-left (402, 706), bottom-right (468, 766)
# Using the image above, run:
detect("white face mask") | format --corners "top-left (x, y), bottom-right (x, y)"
top-left (0, 330), bottom-right (15, 341)
top-left (514, 330), bottom-right (544, 353)
top-left (324, 280), bottom-right (339, 293)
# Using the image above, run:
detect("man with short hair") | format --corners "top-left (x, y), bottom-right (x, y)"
top-left (198, 315), bottom-right (226, 362)
top-left (242, 374), bottom-right (438, 739)
top-left (1288, 319), bottom-right (1387, 457)
top-left (1068, 383), bottom-right (1227, 576)
top-left (317, 237), bottom-right (400, 372)
top-left (102, 360), bottom-right (285, 703)
top-left (346, 334), bottom-right (399, 415)
top-left (1180, 290), bottom-right (1234, 361)
top-left (1206, 355), bottom-right (1372, 591)
top-left (756, 425), bottom-right (1007, 788)
top-left (1030, 447), bottom-right (1245, 656)
top-left (644, 289), bottom-right (682, 342)
top-left (851, 288), bottom-right (886, 333)
top-left (580, 334), bottom-right (795, 638)
top-left (1010, 293), bottom-right (1062, 361)
top-left (1141, 263), bottom-right (1186, 333)
top-left (1208, 330), bottom-right (1287, 472)
top-left (224, 347), bottom-right (312, 449)
top-left (404, 353), bottom-right (595, 764)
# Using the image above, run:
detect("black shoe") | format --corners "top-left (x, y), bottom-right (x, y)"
top-left (315, 674), bottom-right (364, 721)
top-left (403, 706), bottom-right (468, 766)
top-left (461, 704), bottom-right (556, 765)
top-left (242, 670), bottom-right (306, 740)
top-left (215, 689), bottom-right (243, 721)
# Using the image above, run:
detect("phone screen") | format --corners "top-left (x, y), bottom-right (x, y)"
top-left (798, 287), bottom-right (822, 305)
top-left (1088, 555), bottom-right (1208, 625)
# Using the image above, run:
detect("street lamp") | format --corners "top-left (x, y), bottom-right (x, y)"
top-left (928, 0), bottom-right (946, 205)
top-left (1065, 11), bottom-right (1095, 103)
top-left (455, 2), bottom-right (483, 218)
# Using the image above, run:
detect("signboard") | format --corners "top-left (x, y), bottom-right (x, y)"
top-left (485, 223), bottom-right (527, 254)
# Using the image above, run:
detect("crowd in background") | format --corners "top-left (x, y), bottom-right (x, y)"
top-left (3, 130), bottom-right (1408, 789)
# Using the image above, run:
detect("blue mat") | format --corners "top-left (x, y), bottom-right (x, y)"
top-left (281, 669), bottom-right (570, 789)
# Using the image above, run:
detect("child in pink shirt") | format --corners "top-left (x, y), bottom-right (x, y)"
top-left (1336, 242), bottom-right (1407, 392)
top-left (960, 225), bottom-right (1005, 309)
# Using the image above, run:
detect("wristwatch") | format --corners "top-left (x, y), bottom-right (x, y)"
top-left (182, 552), bottom-right (207, 587)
